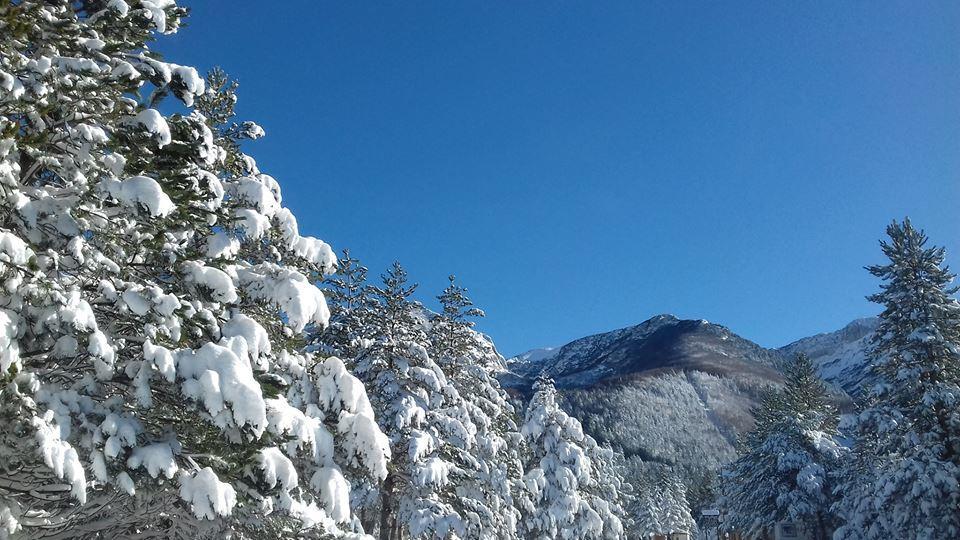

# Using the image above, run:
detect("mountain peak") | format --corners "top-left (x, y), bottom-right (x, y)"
top-left (505, 314), bottom-right (780, 390)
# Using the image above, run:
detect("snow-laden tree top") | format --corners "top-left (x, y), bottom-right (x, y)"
top-left (0, 1), bottom-right (388, 538)
top-left (521, 377), bottom-right (626, 540)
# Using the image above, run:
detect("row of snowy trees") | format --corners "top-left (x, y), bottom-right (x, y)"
top-left (0, 2), bottom-right (653, 539)
top-left (721, 219), bottom-right (960, 540)
top-left (316, 255), bottom-right (638, 539)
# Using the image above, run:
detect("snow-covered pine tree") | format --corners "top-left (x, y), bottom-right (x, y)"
top-left (722, 353), bottom-right (840, 539)
top-left (833, 219), bottom-right (960, 539)
top-left (317, 250), bottom-right (380, 362)
top-left (520, 376), bottom-right (626, 540)
top-left (628, 470), bottom-right (663, 539)
top-left (654, 466), bottom-right (696, 538)
top-left (427, 276), bottom-right (527, 539)
top-left (348, 263), bottom-right (474, 539)
top-left (0, 2), bottom-right (389, 538)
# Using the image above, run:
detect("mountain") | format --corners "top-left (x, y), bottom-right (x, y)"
top-left (501, 314), bottom-right (877, 509)
top-left (777, 317), bottom-right (879, 395)
top-left (505, 314), bottom-right (782, 390)
top-left (502, 314), bottom-right (786, 507)
top-left (511, 346), bottom-right (558, 364)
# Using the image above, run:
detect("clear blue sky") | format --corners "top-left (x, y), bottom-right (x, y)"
top-left (158, 1), bottom-right (959, 355)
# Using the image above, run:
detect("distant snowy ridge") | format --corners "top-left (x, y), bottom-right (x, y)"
top-left (505, 314), bottom-right (781, 389)
top-left (777, 317), bottom-right (879, 395)
top-left (510, 346), bottom-right (558, 365)
top-left (508, 314), bottom-right (879, 394)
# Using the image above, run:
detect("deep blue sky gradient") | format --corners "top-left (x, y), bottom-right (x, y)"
top-left (158, 1), bottom-right (960, 355)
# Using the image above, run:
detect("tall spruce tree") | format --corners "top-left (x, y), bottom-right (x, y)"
top-left (722, 353), bottom-right (841, 539)
top-left (629, 471), bottom-right (663, 539)
top-left (520, 376), bottom-right (626, 540)
top-left (0, 2), bottom-right (390, 538)
top-left (655, 466), bottom-right (696, 537)
top-left (428, 276), bottom-right (528, 539)
top-left (323, 266), bottom-right (533, 539)
top-left (834, 219), bottom-right (960, 539)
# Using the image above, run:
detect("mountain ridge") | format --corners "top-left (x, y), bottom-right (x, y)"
top-left (497, 313), bottom-right (876, 509)
top-left (506, 313), bottom-right (877, 392)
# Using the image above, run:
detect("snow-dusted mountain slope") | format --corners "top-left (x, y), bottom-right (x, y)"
top-left (509, 346), bottom-right (558, 367)
top-left (501, 315), bottom-right (786, 489)
top-left (500, 314), bottom-right (877, 497)
top-left (507, 314), bottom-right (878, 395)
top-left (777, 317), bottom-right (878, 395)
top-left (505, 314), bottom-right (782, 390)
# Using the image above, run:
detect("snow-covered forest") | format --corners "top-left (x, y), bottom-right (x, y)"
top-left (1, 2), bottom-right (958, 539)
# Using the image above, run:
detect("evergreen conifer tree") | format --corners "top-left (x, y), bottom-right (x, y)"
top-left (0, 3), bottom-right (389, 537)
top-left (834, 219), bottom-right (960, 539)
top-left (319, 250), bottom-right (378, 361)
top-left (428, 276), bottom-right (528, 539)
top-left (654, 466), bottom-right (696, 537)
top-left (722, 353), bottom-right (840, 539)
top-left (346, 263), bottom-right (471, 539)
top-left (629, 473), bottom-right (663, 539)
top-left (520, 376), bottom-right (626, 540)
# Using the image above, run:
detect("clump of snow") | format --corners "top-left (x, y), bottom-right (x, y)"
top-left (205, 231), bottom-right (240, 260)
top-left (290, 236), bottom-right (337, 269)
top-left (0, 505), bottom-right (19, 538)
top-left (222, 314), bottom-right (271, 370)
top-left (234, 208), bottom-right (270, 239)
top-left (236, 264), bottom-right (330, 331)
top-left (88, 330), bottom-right (116, 380)
top-left (0, 231), bottom-right (33, 266)
top-left (108, 0), bottom-right (130, 18)
top-left (415, 457), bottom-right (450, 487)
top-left (116, 471), bottom-right (136, 496)
top-left (100, 176), bottom-right (175, 217)
top-left (32, 413), bottom-right (87, 504)
top-left (273, 208), bottom-right (337, 270)
top-left (61, 289), bottom-right (98, 331)
top-left (229, 176), bottom-right (281, 216)
top-left (101, 413), bottom-right (141, 460)
top-left (240, 121), bottom-right (265, 139)
top-left (127, 109), bottom-right (171, 146)
top-left (121, 288), bottom-right (152, 316)
top-left (127, 442), bottom-right (179, 479)
top-left (258, 447), bottom-right (298, 491)
top-left (0, 309), bottom-right (21, 373)
top-left (111, 61), bottom-right (140, 80)
top-left (178, 467), bottom-right (237, 520)
top-left (141, 0), bottom-right (178, 34)
top-left (176, 342), bottom-right (267, 435)
top-left (181, 261), bottom-right (237, 303)
top-left (171, 64), bottom-right (204, 106)
top-left (264, 396), bottom-right (333, 464)
top-left (310, 466), bottom-right (351, 523)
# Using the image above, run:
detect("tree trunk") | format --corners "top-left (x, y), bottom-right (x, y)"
top-left (378, 473), bottom-right (395, 540)
top-left (815, 512), bottom-right (828, 540)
